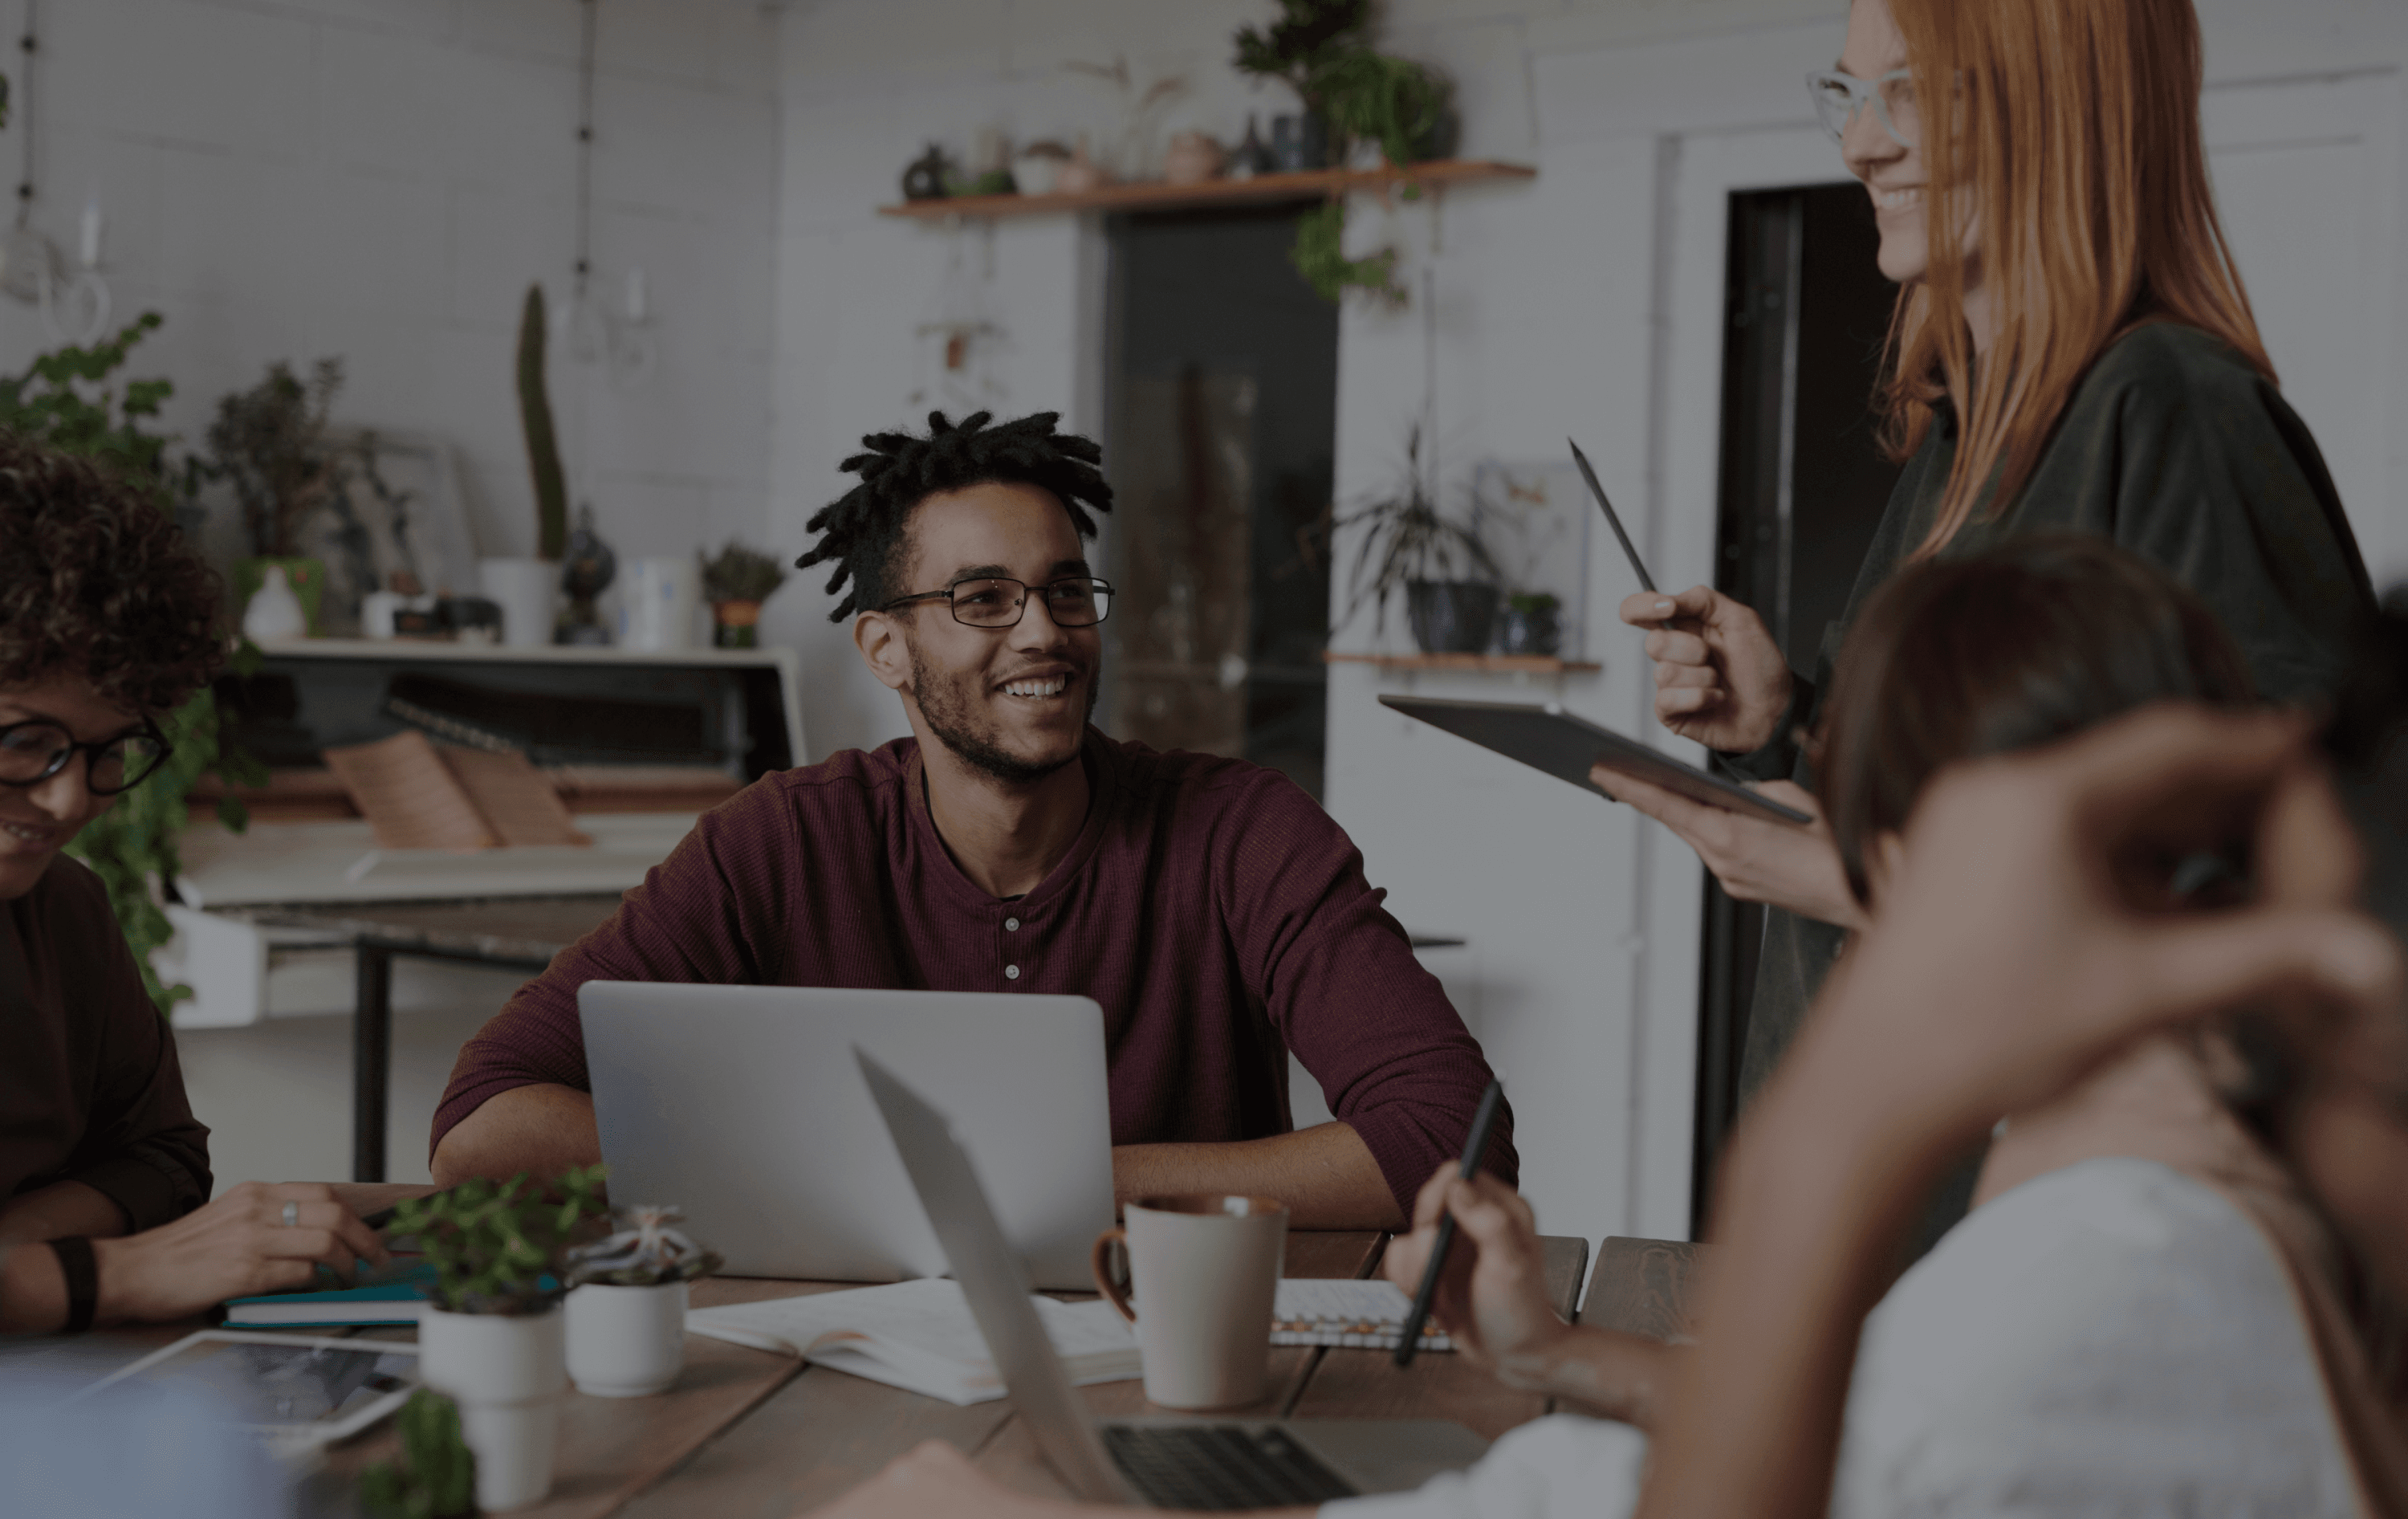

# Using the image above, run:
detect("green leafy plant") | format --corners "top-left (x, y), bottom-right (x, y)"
top-left (360, 1390), bottom-right (476, 1519)
top-left (1316, 50), bottom-right (1451, 170)
top-left (697, 540), bottom-right (789, 606)
top-left (1507, 591), bottom-right (1560, 615)
top-left (1332, 426), bottom-right (1496, 635)
top-left (1232, 0), bottom-right (1373, 114)
top-left (517, 285), bottom-right (569, 562)
top-left (1291, 202), bottom-right (1403, 304)
top-left (391, 1167), bottom-right (610, 1316)
top-left (0, 313), bottom-right (269, 1012)
top-left (205, 357), bottom-right (343, 560)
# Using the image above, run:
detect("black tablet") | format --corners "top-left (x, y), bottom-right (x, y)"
top-left (1379, 694), bottom-right (1812, 825)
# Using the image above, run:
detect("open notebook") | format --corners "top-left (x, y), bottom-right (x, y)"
top-left (1271, 1279), bottom-right (1454, 1353)
top-left (322, 729), bottom-right (592, 851)
top-left (685, 1279), bottom-right (1141, 1406)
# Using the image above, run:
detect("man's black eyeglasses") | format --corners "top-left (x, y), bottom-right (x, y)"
top-left (881, 576), bottom-right (1115, 629)
top-left (0, 719), bottom-right (173, 796)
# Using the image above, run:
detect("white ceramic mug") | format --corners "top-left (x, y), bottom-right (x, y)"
top-left (478, 557), bottom-right (558, 650)
top-left (620, 556), bottom-right (698, 652)
top-left (1092, 1195), bottom-right (1287, 1410)
top-left (564, 1280), bottom-right (688, 1397)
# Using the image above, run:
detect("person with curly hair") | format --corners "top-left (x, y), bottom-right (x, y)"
top-left (433, 411), bottom-right (1512, 1228)
top-left (0, 434), bottom-right (384, 1335)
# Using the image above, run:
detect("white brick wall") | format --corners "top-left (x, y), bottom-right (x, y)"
top-left (2, 0), bottom-right (778, 569)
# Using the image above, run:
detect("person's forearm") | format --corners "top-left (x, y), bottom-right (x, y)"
top-left (0, 1242), bottom-right (67, 1333)
top-left (1633, 1052), bottom-right (1950, 1519)
top-left (430, 1083), bottom-right (601, 1187)
top-left (0, 1179), bottom-right (130, 1245)
top-left (1487, 1323), bottom-right (1679, 1428)
top-left (1112, 1122), bottom-right (1404, 1230)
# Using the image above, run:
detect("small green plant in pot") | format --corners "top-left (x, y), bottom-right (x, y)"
top-left (1333, 427), bottom-right (1499, 654)
top-left (563, 1204), bottom-right (724, 1398)
top-left (1498, 591), bottom-right (1562, 657)
top-left (393, 1167), bottom-right (608, 1513)
top-left (698, 540), bottom-right (789, 650)
top-left (360, 1390), bottom-right (477, 1519)
top-left (207, 357), bottom-right (344, 637)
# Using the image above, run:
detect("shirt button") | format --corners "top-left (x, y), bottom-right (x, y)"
top-left (1005, 964), bottom-right (1021, 980)
top-left (1005, 918), bottom-right (1020, 931)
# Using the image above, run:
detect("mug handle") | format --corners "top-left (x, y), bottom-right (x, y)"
top-left (1090, 1228), bottom-right (1135, 1323)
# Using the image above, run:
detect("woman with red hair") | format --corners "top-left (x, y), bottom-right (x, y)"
top-left (1601, 0), bottom-right (2376, 1168)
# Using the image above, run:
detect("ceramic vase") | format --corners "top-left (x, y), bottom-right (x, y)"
top-left (1161, 131), bottom-right (1223, 186)
top-left (1015, 148), bottom-right (1068, 196)
top-left (619, 556), bottom-right (699, 652)
top-left (564, 1281), bottom-right (689, 1398)
top-left (240, 563), bottom-right (308, 642)
top-left (1054, 140), bottom-right (1108, 196)
top-left (478, 558), bottom-right (559, 650)
top-left (232, 556), bottom-right (325, 639)
top-left (417, 1306), bottom-right (566, 1512)
top-left (1405, 580), bottom-right (1500, 655)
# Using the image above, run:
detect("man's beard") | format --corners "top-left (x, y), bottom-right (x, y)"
top-left (909, 638), bottom-right (1098, 787)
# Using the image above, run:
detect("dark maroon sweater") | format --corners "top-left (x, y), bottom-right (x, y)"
top-left (435, 730), bottom-right (1513, 1216)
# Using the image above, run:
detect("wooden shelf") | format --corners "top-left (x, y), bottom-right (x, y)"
top-left (1323, 651), bottom-right (1601, 674)
top-left (878, 159), bottom-right (1535, 221)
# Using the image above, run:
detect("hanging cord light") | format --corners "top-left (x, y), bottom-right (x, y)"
top-left (564, 0), bottom-right (653, 387)
top-left (2, 2), bottom-right (109, 343)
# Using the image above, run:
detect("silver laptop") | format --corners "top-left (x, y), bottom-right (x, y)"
top-left (578, 983), bottom-right (1115, 1289)
top-left (858, 1048), bottom-right (1492, 1509)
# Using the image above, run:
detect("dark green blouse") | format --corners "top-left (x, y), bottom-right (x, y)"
top-left (1734, 322), bottom-right (2376, 1111)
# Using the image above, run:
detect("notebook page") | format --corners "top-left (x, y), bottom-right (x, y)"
top-left (438, 745), bottom-right (592, 848)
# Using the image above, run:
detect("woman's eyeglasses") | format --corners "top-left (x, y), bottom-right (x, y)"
top-left (1806, 68), bottom-right (1918, 151)
top-left (880, 576), bottom-right (1115, 629)
top-left (0, 719), bottom-right (173, 796)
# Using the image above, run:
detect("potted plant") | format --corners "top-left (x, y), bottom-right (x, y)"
top-left (1334, 427), bottom-right (1499, 654)
top-left (698, 540), bottom-right (788, 649)
top-left (389, 1167), bottom-right (608, 1513)
top-left (1497, 591), bottom-right (1562, 656)
top-left (206, 356), bottom-right (343, 638)
top-left (0, 313), bottom-right (270, 1013)
top-left (360, 1390), bottom-right (477, 1519)
top-left (482, 283), bottom-right (571, 649)
top-left (1233, 0), bottom-right (1372, 169)
top-left (563, 1204), bottom-right (723, 1398)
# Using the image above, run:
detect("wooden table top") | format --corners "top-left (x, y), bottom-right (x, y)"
top-left (76, 1229), bottom-right (1592, 1518)
top-left (1576, 1236), bottom-right (1704, 1342)
top-left (223, 894), bottom-right (626, 963)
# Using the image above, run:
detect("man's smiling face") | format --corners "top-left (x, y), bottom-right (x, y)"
top-left (883, 480), bottom-right (1101, 786)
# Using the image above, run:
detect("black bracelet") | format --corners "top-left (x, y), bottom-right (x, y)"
top-left (49, 1236), bottom-right (97, 1334)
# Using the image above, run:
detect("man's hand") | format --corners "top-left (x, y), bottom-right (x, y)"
top-left (1383, 1167), bottom-right (1570, 1390)
top-left (1621, 587), bottom-right (1795, 755)
top-left (1589, 769), bottom-right (1867, 928)
top-left (92, 1182), bottom-right (389, 1325)
top-left (1792, 705), bottom-right (2403, 1153)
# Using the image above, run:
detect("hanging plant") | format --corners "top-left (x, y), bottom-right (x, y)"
top-left (0, 313), bottom-right (269, 1013)
top-left (1290, 202), bottom-right (1405, 305)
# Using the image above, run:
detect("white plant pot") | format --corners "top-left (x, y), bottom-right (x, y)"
top-left (417, 1306), bottom-right (566, 1512)
top-left (479, 557), bottom-right (559, 649)
top-left (565, 1280), bottom-right (689, 1397)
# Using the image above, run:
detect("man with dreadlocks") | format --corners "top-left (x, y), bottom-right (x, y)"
top-left (433, 410), bottom-right (1512, 1226)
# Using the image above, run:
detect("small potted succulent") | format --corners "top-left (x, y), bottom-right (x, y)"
top-left (698, 540), bottom-right (788, 649)
top-left (563, 1204), bottom-right (724, 1398)
top-left (1497, 591), bottom-right (1562, 657)
top-left (360, 1390), bottom-right (477, 1519)
top-left (389, 1167), bottom-right (608, 1513)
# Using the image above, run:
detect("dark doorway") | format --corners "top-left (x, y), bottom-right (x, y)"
top-left (1691, 181), bottom-right (1904, 1232)
top-left (1101, 205), bottom-right (1340, 799)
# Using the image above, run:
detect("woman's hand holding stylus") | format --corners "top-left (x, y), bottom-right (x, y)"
top-left (1621, 587), bottom-right (1794, 755)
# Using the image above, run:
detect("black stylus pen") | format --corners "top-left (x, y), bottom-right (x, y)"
top-left (1393, 1078), bottom-right (1506, 1368)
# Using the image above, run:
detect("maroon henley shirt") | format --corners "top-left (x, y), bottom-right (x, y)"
top-left (435, 729), bottom-right (1514, 1216)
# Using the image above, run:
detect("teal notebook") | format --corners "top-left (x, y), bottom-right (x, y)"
top-left (222, 1261), bottom-right (436, 1327)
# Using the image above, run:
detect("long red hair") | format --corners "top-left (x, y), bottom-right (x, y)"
top-left (1881, 0), bottom-right (2272, 553)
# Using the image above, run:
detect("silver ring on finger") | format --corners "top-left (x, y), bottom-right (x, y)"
top-left (282, 1201), bottom-right (299, 1228)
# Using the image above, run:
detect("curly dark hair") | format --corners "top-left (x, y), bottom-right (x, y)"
top-left (797, 409), bottom-right (1114, 622)
top-left (0, 434), bottom-right (226, 714)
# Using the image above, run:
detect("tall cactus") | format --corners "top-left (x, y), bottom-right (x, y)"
top-left (516, 283), bottom-right (569, 560)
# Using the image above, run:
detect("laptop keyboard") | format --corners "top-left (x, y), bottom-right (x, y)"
top-left (1104, 1424), bottom-right (1360, 1511)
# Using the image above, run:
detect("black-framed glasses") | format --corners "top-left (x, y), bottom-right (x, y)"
top-left (881, 576), bottom-right (1115, 629)
top-left (1806, 67), bottom-right (1918, 150)
top-left (0, 719), bottom-right (173, 796)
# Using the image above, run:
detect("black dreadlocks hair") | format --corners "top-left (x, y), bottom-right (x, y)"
top-left (796, 410), bottom-right (1115, 622)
